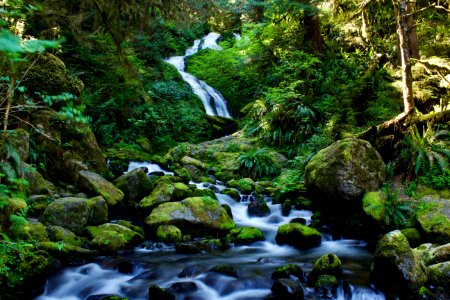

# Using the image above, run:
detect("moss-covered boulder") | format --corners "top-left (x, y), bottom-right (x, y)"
top-left (314, 275), bottom-right (339, 299)
top-left (156, 225), bottom-right (182, 243)
top-left (46, 225), bottom-right (83, 247)
top-left (145, 196), bottom-right (235, 237)
top-left (37, 241), bottom-right (95, 264)
top-left (22, 163), bottom-right (54, 195)
top-left (271, 278), bottom-right (304, 300)
top-left (31, 109), bottom-right (108, 182)
top-left (220, 188), bottom-right (241, 201)
top-left (305, 138), bottom-right (386, 203)
top-left (76, 171), bottom-right (124, 206)
top-left (209, 265), bottom-right (239, 277)
top-left (371, 230), bottom-right (427, 298)
top-left (427, 262), bottom-right (450, 291)
top-left (362, 191), bottom-right (385, 225)
top-left (27, 195), bottom-right (54, 218)
top-left (25, 53), bottom-right (84, 97)
top-left (227, 178), bottom-right (255, 194)
top-left (275, 223), bottom-right (321, 249)
top-left (308, 254), bottom-right (342, 285)
top-left (400, 228), bottom-right (422, 248)
top-left (415, 198), bottom-right (450, 243)
top-left (416, 243), bottom-right (450, 266)
top-left (41, 196), bottom-right (108, 234)
top-left (227, 227), bottom-right (265, 245)
top-left (247, 194), bottom-right (270, 217)
top-left (181, 156), bottom-right (208, 170)
top-left (85, 223), bottom-right (144, 253)
top-left (271, 264), bottom-right (305, 281)
top-left (113, 168), bottom-right (153, 203)
top-left (10, 219), bottom-right (49, 242)
top-left (139, 179), bottom-right (181, 210)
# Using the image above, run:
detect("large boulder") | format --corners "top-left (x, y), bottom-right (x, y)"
top-left (113, 168), bottom-right (153, 203)
top-left (156, 225), bottom-right (182, 243)
top-left (371, 230), bottom-right (427, 298)
top-left (305, 138), bottom-right (386, 203)
top-left (275, 223), bottom-right (321, 249)
top-left (308, 254), bottom-right (342, 285)
top-left (427, 262), bottom-right (450, 291)
top-left (31, 109), bottom-right (108, 182)
top-left (85, 223), bottom-right (144, 253)
top-left (76, 171), bottom-right (124, 207)
top-left (145, 196), bottom-right (235, 237)
top-left (41, 196), bottom-right (108, 234)
top-left (227, 226), bottom-right (265, 245)
top-left (415, 197), bottom-right (450, 243)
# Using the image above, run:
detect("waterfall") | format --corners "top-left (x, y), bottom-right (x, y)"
top-left (164, 33), bottom-right (232, 118)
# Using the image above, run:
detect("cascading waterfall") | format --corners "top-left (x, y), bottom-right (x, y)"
top-left (37, 163), bottom-right (385, 300)
top-left (164, 33), bottom-right (232, 118)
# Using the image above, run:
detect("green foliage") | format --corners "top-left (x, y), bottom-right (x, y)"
top-left (382, 185), bottom-right (413, 229)
top-left (401, 124), bottom-right (450, 178)
top-left (237, 148), bottom-right (280, 179)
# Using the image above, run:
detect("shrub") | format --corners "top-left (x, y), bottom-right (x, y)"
top-left (238, 148), bottom-right (281, 180)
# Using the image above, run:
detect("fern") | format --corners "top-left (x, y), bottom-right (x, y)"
top-left (238, 148), bottom-right (281, 180)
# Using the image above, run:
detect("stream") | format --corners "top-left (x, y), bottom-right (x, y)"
top-left (37, 163), bottom-right (385, 300)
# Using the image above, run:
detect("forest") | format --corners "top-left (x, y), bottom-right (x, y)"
top-left (0, 0), bottom-right (449, 299)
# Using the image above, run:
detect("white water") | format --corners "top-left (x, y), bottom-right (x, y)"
top-left (164, 32), bottom-right (232, 118)
top-left (126, 161), bottom-right (174, 176)
top-left (37, 163), bottom-right (385, 300)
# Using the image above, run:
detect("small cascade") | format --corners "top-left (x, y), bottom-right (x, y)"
top-left (164, 33), bottom-right (232, 118)
top-left (37, 163), bottom-right (385, 300)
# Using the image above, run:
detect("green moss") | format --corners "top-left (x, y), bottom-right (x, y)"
top-left (210, 265), bottom-right (238, 277)
top-left (227, 227), bottom-right (265, 245)
top-left (220, 188), bottom-right (241, 201)
top-left (271, 264), bottom-right (304, 280)
top-left (140, 181), bottom-right (176, 210)
top-left (85, 223), bottom-right (144, 252)
top-left (275, 223), bottom-right (321, 249)
top-left (117, 220), bottom-right (144, 237)
top-left (400, 228), bottom-right (422, 248)
top-left (227, 178), bottom-right (255, 194)
top-left (416, 200), bottom-right (450, 243)
top-left (362, 191), bottom-right (385, 223)
top-left (77, 171), bottom-right (124, 206)
top-left (156, 225), bottom-right (182, 243)
top-left (46, 225), bottom-right (83, 246)
top-left (427, 262), bottom-right (450, 290)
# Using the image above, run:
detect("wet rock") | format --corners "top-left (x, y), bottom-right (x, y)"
top-left (400, 228), bottom-right (422, 248)
top-left (418, 243), bottom-right (450, 266)
top-left (179, 265), bottom-right (204, 278)
top-left (41, 196), bottom-right (108, 234)
top-left (275, 223), bottom-right (321, 249)
top-left (175, 243), bottom-right (202, 254)
top-left (46, 225), bottom-right (83, 247)
top-left (270, 278), bottom-right (304, 300)
top-left (169, 281), bottom-right (198, 293)
top-left (210, 265), bottom-right (238, 278)
top-left (85, 223), bottom-right (144, 253)
top-left (371, 230), bottom-right (427, 298)
top-left (76, 171), bottom-right (124, 207)
top-left (247, 194), bottom-right (270, 217)
top-left (305, 138), bottom-right (386, 203)
top-left (145, 197), bottom-right (235, 237)
top-left (415, 197), bottom-right (450, 243)
top-left (220, 188), bottom-right (241, 201)
top-left (113, 168), bottom-right (153, 203)
top-left (271, 264), bottom-right (304, 281)
top-left (131, 269), bottom-right (161, 280)
top-left (181, 156), bottom-right (208, 170)
top-left (228, 178), bottom-right (255, 194)
top-left (290, 218), bottom-right (307, 225)
top-left (156, 225), bottom-right (182, 243)
top-left (427, 262), bottom-right (450, 291)
top-left (227, 227), bottom-right (265, 245)
top-left (148, 284), bottom-right (175, 300)
top-left (308, 254), bottom-right (342, 285)
top-left (314, 275), bottom-right (338, 299)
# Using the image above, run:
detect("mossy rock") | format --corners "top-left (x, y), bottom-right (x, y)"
top-left (427, 262), bottom-right (450, 290)
top-left (209, 265), bottom-right (238, 277)
top-left (415, 198), bottom-right (450, 243)
top-left (25, 53), bottom-right (84, 97)
top-left (271, 264), bottom-right (304, 281)
top-left (275, 223), bottom-right (321, 249)
top-left (181, 156), bottom-right (208, 170)
top-left (139, 180), bottom-right (176, 210)
top-left (314, 275), bottom-right (339, 298)
top-left (156, 225), bottom-right (182, 243)
top-left (148, 284), bottom-right (176, 300)
top-left (271, 278), bottom-right (304, 299)
top-left (400, 228), bottom-right (422, 248)
top-left (37, 241), bottom-right (96, 263)
top-left (46, 225), bottom-right (83, 247)
top-left (305, 138), bottom-right (386, 203)
top-left (371, 230), bottom-right (427, 298)
top-left (113, 168), bottom-right (153, 203)
top-left (173, 167), bottom-right (192, 183)
top-left (247, 194), bottom-right (270, 217)
top-left (145, 196), bottom-right (235, 237)
top-left (41, 196), bottom-right (108, 234)
top-left (85, 223), bottom-right (144, 253)
top-left (197, 176), bottom-right (215, 184)
top-left (189, 187), bottom-right (217, 199)
top-left (10, 219), bottom-right (49, 242)
top-left (416, 243), bottom-right (450, 266)
top-left (31, 109), bottom-right (108, 182)
top-left (27, 195), bottom-right (54, 218)
top-left (309, 254), bottom-right (342, 285)
top-left (362, 191), bottom-right (385, 225)
top-left (227, 178), bottom-right (255, 194)
top-left (227, 227), bottom-right (264, 245)
top-left (116, 220), bottom-right (144, 237)
top-left (220, 188), bottom-right (241, 201)
top-left (76, 171), bottom-right (124, 206)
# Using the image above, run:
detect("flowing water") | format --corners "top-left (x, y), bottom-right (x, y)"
top-left (164, 33), bottom-right (232, 118)
top-left (37, 163), bottom-right (385, 300)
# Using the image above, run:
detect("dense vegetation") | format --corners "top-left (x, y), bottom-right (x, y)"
top-left (0, 0), bottom-right (449, 298)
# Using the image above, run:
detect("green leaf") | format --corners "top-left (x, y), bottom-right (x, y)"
top-left (23, 39), bottom-right (59, 53)
top-left (0, 29), bottom-right (22, 53)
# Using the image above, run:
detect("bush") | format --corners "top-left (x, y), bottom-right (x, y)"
top-left (237, 148), bottom-right (281, 180)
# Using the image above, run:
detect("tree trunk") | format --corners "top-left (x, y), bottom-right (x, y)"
top-left (394, 0), bottom-right (415, 113)
top-left (406, 2), bottom-right (420, 59)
